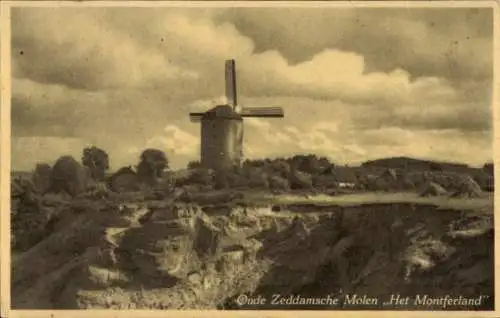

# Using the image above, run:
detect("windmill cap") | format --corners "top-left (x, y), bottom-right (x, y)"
top-left (202, 105), bottom-right (242, 119)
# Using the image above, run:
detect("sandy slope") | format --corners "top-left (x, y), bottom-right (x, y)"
top-left (10, 192), bottom-right (494, 310)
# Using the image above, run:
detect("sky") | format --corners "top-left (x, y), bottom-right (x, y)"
top-left (10, 6), bottom-right (494, 171)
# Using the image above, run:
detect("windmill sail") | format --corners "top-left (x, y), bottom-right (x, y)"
top-left (225, 59), bottom-right (237, 108)
top-left (189, 60), bottom-right (284, 122)
top-left (189, 112), bottom-right (204, 122)
top-left (241, 107), bottom-right (284, 118)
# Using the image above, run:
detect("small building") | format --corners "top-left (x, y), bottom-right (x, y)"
top-left (338, 182), bottom-right (356, 189)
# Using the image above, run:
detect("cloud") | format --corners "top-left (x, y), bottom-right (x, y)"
top-left (188, 96), bottom-right (228, 112)
top-left (236, 49), bottom-right (463, 108)
top-left (11, 137), bottom-right (88, 171)
top-left (245, 118), bottom-right (292, 144)
top-left (12, 8), bottom-right (198, 91)
top-left (11, 78), bottom-right (108, 137)
top-left (9, 7), bottom-right (493, 171)
top-left (243, 118), bottom-right (368, 163)
top-left (221, 7), bottom-right (493, 82)
top-left (11, 7), bottom-right (469, 107)
top-left (147, 125), bottom-right (199, 156)
top-left (241, 120), bottom-right (492, 167)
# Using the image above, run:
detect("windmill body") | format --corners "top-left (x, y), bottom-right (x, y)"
top-left (199, 105), bottom-right (244, 171)
top-left (190, 60), bottom-right (284, 171)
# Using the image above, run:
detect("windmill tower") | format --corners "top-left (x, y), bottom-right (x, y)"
top-left (189, 59), bottom-right (284, 171)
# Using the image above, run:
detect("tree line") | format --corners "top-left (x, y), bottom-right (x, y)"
top-left (18, 147), bottom-right (494, 198)
top-left (28, 146), bottom-right (169, 197)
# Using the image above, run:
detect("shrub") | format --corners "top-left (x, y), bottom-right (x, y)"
top-left (84, 181), bottom-right (110, 199)
top-left (50, 156), bottom-right (90, 197)
top-left (266, 159), bottom-right (291, 179)
top-left (213, 169), bottom-right (231, 190)
top-left (137, 149), bottom-right (169, 186)
top-left (211, 167), bottom-right (248, 190)
top-left (288, 154), bottom-right (333, 175)
top-left (32, 163), bottom-right (52, 194)
top-left (358, 174), bottom-right (382, 191)
top-left (173, 168), bottom-right (215, 189)
top-left (11, 177), bottom-right (40, 210)
top-left (81, 146), bottom-right (110, 182)
top-left (186, 168), bottom-right (215, 186)
top-left (288, 168), bottom-right (313, 190)
top-left (397, 173), bottom-right (416, 191)
top-left (187, 160), bottom-right (202, 170)
top-left (483, 162), bottom-right (493, 176)
top-left (225, 168), bottom-right (249, 189)
top-left (109, 166), bottom-right (140, 193)
top-left (247, 168), bottom-right (270, 189)
top-left (268, 174), bottom-right (290, 192)
top-left (312, 174), bottom-right (338, 190)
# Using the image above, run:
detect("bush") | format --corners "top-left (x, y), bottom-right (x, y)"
top-left (247, 168), bottom-right (270, 189)
top-left (483, 162), bottom-right (493, 176)
top-left (84, 181), bottom-right (110, 199)
top-left (397, 173), bottom-right (416, 191)
top-left (137, 149), bottom-right (169, 186)
top-left (11, 177), bottom-right (40, 212)
top-left (212, 167), bottom-right (248, 190)
top-left (226, 168), bottom-right (249, 189)
top-left (213, 169), bottom-right (230, 190)
top-left (32, 163), bottom-right (52, 194)
top-left (288, 168), bottom-right (313, 190)
top-left (265, 159), bottom-right (291, 179)
top-left (109, 166), bottom-right (140, 193)
top-left (173, 168), bottom-right (215, 189)
top-left (187, 168), bottom-right (215, 186)
top-left (187, 160), bottom-right (202, 170)
top-left (268, 174), bottom-right (290, 192)
top-left (288, 154), bottom-right (333, 175)
top-left (50, 156), bottom-right (90, 197)
top-left (81, 146), bottom-right (109, 182)
top-left (312, 174), bottom-right (338, 190)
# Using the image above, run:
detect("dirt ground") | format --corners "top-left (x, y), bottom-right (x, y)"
top-left (10, 191), bottom-right (494, 310)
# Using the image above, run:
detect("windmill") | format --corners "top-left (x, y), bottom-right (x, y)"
top-left (189, 59), bottom-right (284, 171)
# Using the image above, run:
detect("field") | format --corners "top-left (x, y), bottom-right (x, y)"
top-left (242, 191), bottom-right (494, 210)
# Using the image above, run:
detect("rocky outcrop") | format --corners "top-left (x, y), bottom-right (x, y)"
top-left (419, 182), bottom-right (448, 197)
top-left (11, 194), bottom-right (494, 310)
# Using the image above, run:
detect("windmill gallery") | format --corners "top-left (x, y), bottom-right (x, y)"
top-left (189, 60), bottom-right (284, 171)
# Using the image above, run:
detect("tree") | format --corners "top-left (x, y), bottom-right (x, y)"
top-left (269, 175), bottom-right (290, 192)
top-left (247, 168), bottom-right (270, 189)
top-left (109, 166), bottom-right (140, 192)
top-left (32, 163), bottom-right (52, 193)
top-left (187, 160), bottom-right (202, 170)
top-left (188, 168), bottom-right (215, 186)
top-left (288, 164), bottom-right (314, 190)
top-left (12, 176), bottom-right (39, 208)
top-left (137, 148), bottom-right (169, 186)
top-left (50, 155), bottom-right (90, 197)
top-left (288, 154), bottom-right (332, 175)
top-left (266, 159), bottom-right (291, 178)
top-left (429, 162), bottom-right (443, 172)
top-left (81, 146), bottom-right (109, 182)
top-left (483, 162), bottom-right (493, 176)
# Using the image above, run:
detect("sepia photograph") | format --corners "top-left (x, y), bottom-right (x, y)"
top-left (2, 1), bottom-right (497, 314)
